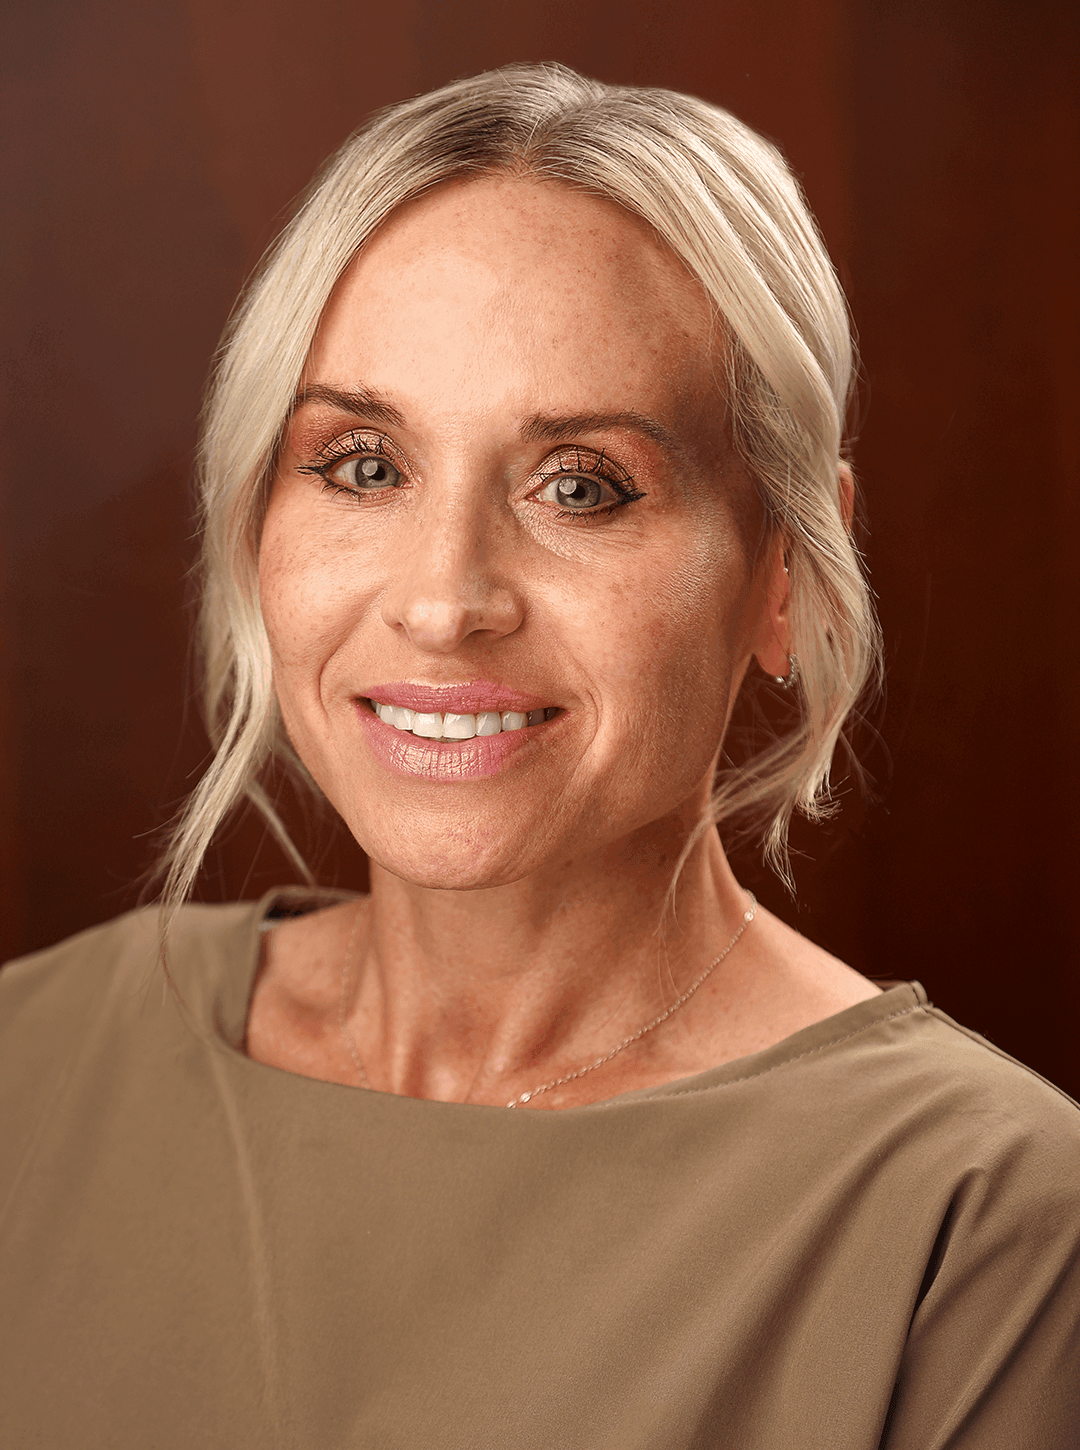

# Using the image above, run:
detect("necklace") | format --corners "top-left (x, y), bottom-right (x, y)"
top-left (337, 891), bottom-right (757, 1107)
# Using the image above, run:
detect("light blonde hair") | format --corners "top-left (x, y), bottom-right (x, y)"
top-left (159, 61), bottom-right (882, 915)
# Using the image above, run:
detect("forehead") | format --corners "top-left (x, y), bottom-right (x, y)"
top-left (307, 175), bottom-right (721, 427)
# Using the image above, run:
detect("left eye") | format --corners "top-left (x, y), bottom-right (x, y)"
top-left (327, 454), bottom-right (402, 490)
top-left (536, 475), bottom-right (612, 510)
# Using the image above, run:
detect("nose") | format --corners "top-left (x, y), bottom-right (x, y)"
top-left (380, 491), bottom-right (524, 653)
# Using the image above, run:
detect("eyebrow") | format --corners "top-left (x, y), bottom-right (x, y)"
top-left (290, 384), bottom-right (405, 429)
top-left (291, 387), bottom-right (676, 452)
top-left (520, 410), bottom-right (676, 450)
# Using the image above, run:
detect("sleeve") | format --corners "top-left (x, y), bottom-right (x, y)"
top-left (879, 1104), bottom-right (1080, 1449)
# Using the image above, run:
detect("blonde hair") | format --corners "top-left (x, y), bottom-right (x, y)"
top-left (159, 61), bottom-right (881, 914)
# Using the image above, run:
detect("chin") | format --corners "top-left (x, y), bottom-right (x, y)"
top-left (348, 811), bottom-right (549, 893)
top-left (366, 843), bottom-right (539, 894)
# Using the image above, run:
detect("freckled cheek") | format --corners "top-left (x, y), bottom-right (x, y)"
top-left (258, 566), bottom-right (357, 790)
top-left (257, 533), bottom-right (372, 695)
top-left (656, 600), bottom-right (731, 721)
top-left (574, 569), bottom-right (729, 739)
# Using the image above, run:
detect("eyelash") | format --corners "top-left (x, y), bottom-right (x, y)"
top-left (297, 433), bottom-right (646, 524)
top-left (536, 448), bottom-right (645, 522)
top-left (297, 430), bottom-right (398, 500)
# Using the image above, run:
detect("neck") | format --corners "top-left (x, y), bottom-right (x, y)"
top-left (346, 811), bottom-right (750, 1106)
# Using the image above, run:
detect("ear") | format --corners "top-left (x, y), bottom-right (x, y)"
top-left (752, 465), bottom-right (852, 678)
top-left (751, 535), bottom-right (792, 679)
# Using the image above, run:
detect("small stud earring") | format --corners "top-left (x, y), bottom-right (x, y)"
top-left (772, 654), bottom-right (799, 688)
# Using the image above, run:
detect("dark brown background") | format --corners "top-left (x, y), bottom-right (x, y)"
top-left (2, 0), bottom-right (1077, 1094)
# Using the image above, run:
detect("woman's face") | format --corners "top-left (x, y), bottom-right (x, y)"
top-left (260, 175), bottom-right (779, 889)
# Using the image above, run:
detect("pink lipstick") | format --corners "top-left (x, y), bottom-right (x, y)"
top-left (362, 680), bottom-right (553, 715)
top-left (354, 681), bottom-right (565, 781)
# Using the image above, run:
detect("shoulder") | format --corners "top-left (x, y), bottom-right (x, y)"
top-left (795, 987), bottom-right (1080, 1225)
top-left (0, 900), bottom-right (261, 1020)
top-left (725, 985), bottom-right (1080, 1326)
top-left (876, 993), bottom-right (1080, 1131)
top-left (870, 1007), bottom-right (1080, 1440)
top-left (756, 961), bottom-right (1080, 1133)
top-left (0, 900), bottom-right (273, 1099)
top-left (0, 899), bottom-right (273, 1177)
top-left (0, 906), bottom-right (157, 1029)
top-left (0, 901), bottom-right (266, 1223)
top-left (905, 1000), bottom-right (1080, 1178)
top-left (0, 888), bottom-right (353, 1064)
top-left (692, 970), bottom-right (1080, 1208)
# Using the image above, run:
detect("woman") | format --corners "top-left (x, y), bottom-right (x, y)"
top-left (1, 63), bottom-right (1077, 1448)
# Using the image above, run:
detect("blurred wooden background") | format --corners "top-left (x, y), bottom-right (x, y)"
top-left (2, 0), bottom-right (1077, 1095)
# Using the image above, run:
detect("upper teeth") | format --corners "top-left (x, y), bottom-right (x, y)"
top-left (370, 701), bottom-right (551, 740)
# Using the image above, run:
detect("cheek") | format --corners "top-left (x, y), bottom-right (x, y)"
top-left (256, 512), bottom-right (369, 799)
top-left (589, 526), bottom-right (757, 734)
top-left (258, 503), bottom-right (358, 678)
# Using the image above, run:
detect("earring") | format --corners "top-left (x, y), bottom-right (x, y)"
top-left (772, 654), bottom-right (799, 688)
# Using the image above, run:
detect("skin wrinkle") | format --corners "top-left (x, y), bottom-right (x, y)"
top-left (251, 174), bottom-right (879, 1108)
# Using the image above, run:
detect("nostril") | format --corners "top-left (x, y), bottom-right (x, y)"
top-left (381, 571), bottom-right (525, 650)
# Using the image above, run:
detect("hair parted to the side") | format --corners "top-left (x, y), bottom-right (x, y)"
top-left (158, 60), bottom-right (882, 922)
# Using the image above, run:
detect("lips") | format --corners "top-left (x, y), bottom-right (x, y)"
top-left (360, 680), bottom-right (555, 715)
top-left (355, 691), bottom-right (564, 781)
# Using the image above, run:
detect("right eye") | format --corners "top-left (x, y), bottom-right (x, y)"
top-left (324, 454), bottom-right (402, 492)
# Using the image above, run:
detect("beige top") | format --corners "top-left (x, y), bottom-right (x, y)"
top-left (1, 891), bottom-right (1078, 1449)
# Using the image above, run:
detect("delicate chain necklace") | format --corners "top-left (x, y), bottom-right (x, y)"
top-left (337, 892), bottom-right (757, 1108)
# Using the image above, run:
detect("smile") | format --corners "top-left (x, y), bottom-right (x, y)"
top-left (366, 699), bottom-right (559, 742)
